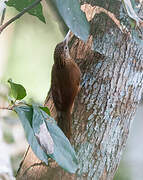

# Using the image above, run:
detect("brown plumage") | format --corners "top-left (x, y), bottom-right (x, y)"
top-left (51, 40), bottom-right (81, 140)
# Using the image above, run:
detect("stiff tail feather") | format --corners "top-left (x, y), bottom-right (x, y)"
top-left (57, 111), bottom-right (71, 140)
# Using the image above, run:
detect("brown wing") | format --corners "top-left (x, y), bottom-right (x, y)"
top-left (68, 59), bottom-right (81, 93)
top-left (61, 59), bottom-right (81, 106)
top-left (51, 65), bottom-right (63, 111)
top-left (51, 60), bottom-right (81, 112)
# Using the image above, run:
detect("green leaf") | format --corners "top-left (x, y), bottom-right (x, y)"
top-left (122, 0), bottom-right (143, 26)
top-left (40, 106), bottom-right (50, 116)
top-left (6, 0), bottom-right (45, 23)
top-left (45, 117), bottom-right (78, 173)
top-left (14, 105), bottom-right (49, 164)
top-left (32, 105), bottom-right (78, 173)
top-left (8, 79), bottom-right (27, 100)
top-left (14, 104), bottom-right (78, 173)
top-left (32, 105), bottom-right (54, 155)
top-left (46, 0), bottom-right (90, 41)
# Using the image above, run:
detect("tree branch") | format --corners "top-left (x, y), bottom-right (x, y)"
top-left (0, 106), bottom-right (13, 110)
top-left (0, 0), bottom-right (42, 34)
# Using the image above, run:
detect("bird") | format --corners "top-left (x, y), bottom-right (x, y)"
top-left (51, 32), bottom-right (81, 140)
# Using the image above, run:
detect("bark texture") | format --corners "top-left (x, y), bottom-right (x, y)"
top-left (16, 0), bottom-right (143, 179)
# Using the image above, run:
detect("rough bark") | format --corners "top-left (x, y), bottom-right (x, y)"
top-left (16, 0), bottom-right (143, 179)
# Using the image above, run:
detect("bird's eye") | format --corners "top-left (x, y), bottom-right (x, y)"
top-left (65, 46), bottom-right (68, 50)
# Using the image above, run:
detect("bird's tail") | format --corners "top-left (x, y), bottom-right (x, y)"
top-left (57, 111), bottom-right (71, 140)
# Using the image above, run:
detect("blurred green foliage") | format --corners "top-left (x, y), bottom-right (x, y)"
top-left (114, 161), bottom-right (131, 180)
top-left (3, 7), bottom-right (63, 103)
top-left (11, 152), bottom-right (24, 176)
top-left (3, 130), bottom-right (15, 144)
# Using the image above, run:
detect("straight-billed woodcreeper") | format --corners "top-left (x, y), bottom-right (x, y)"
top-left (51, 34), bottom-right (81, 140)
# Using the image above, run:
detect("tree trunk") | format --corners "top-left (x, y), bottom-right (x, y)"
top-left (16, 0), bottom-right (143, 179)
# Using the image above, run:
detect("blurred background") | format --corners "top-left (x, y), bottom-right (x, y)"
top-left (0, 5), bottom-right (143, 180)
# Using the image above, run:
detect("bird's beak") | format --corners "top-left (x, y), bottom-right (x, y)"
top-left (63, 30), bottom-right (71, 46)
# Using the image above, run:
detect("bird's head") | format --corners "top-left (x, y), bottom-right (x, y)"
top-left (54, 40), bottom-right (70, 61)
top-left (54, 31), bottom-right (71, 63)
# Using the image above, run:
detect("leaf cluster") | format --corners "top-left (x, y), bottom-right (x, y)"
top-left (7, 79), bottom-right (78, 173)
